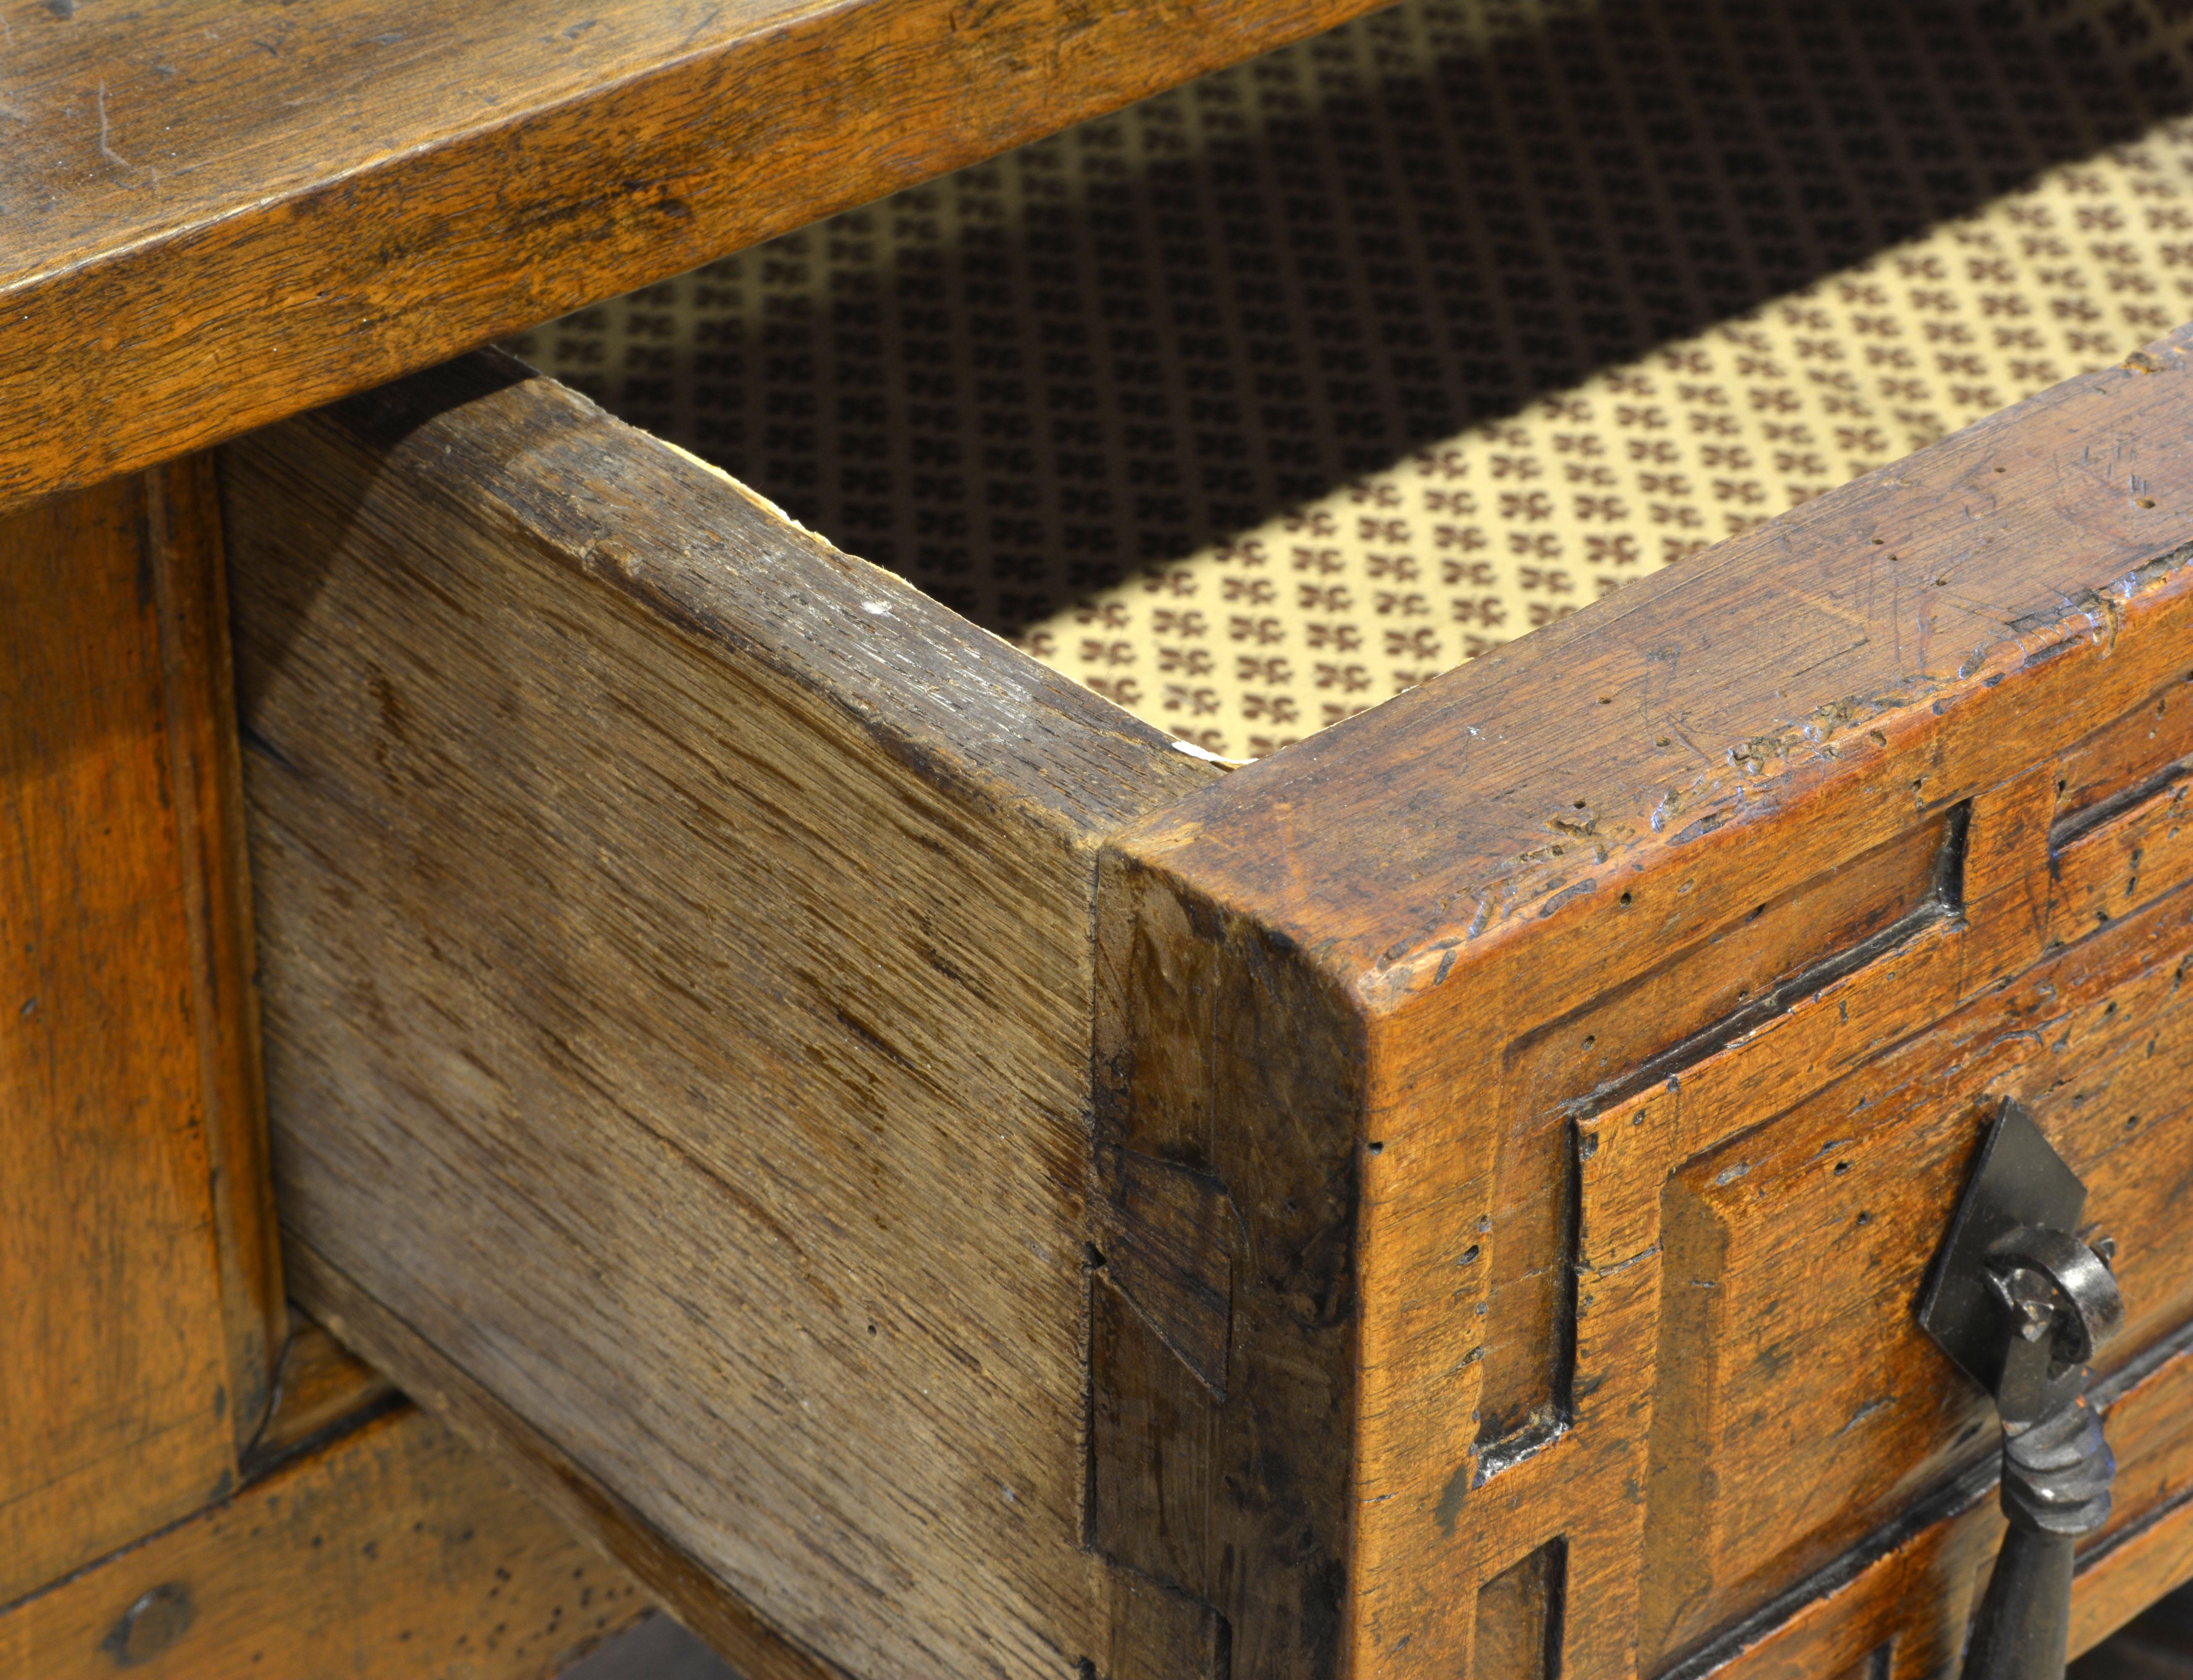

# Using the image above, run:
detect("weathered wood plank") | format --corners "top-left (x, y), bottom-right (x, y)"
top-left (1090, 857), bottom-right (1364, 1677)
top-left (0, 1396), bottom-right (648, 1679)
top-left (0, 0), bottom-right (1388, 520)
top-left (0, 457), bottom-right (280, 1604)
top-left (225, 352), bottom-right (1218, 1679)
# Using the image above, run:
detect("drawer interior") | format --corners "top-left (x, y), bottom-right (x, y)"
top-left (504, 0), bottom-right (2193, 762)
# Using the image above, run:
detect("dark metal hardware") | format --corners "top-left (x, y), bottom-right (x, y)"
top-left (1918, 1101), bottom-right (2123, 1680)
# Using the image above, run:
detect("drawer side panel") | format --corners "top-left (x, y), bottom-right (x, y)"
top-left (223, 354), bottom-right (1215, 1680)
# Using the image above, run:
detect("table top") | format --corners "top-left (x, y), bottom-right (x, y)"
top-left (0, 0), bottom-right (1374, 518)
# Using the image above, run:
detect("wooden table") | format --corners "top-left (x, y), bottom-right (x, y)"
top-left (14, 4), bottom-right (2193, 1679)
top-left (0, 2), bottom-right (1375, 1673)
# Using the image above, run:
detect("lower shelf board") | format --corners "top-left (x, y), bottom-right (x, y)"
top-left (0, 1399), bottom-right (648, 1680)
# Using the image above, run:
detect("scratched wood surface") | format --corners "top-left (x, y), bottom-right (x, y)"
top-left (223, 351), bottom-right (1221, 1680)
top-left (0, 457), bottom-right (282, 1606)
top-left (1101, 323), bottom-right (2193, 1675)
top-left (0, 0), bottom-right (1388, 521)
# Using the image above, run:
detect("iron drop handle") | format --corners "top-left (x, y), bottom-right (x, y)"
top-left (1916, 1102), bottom-right (2125, 1680)
top-left (1962, 1400), bottom-right (2115, 1680)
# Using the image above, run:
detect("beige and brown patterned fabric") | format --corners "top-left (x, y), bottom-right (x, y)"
top-left (506, 0), bottom-right (2193, 760)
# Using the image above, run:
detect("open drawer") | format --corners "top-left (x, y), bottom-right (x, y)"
top-left (226, 327), bottom-right (2193, 1680)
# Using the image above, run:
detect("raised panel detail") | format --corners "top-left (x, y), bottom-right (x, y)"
top-left (1631, 872), bottom-right (2193, 1670)
top-left (1476, 811), bottom-right (1962, 1469)
top-left (1475, 1539), bottom-right (1566, 1680)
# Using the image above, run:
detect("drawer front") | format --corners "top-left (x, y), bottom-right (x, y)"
top-left (1110, 326), bottom-right (2193, 1678)
top-left (1620, 764), bottom-right (2193, 1673)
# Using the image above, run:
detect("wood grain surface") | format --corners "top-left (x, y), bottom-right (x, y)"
top-left (0, 1399), bottom-right (648, 1679)
top-left (224, 352), bottom-right (1219, 1679)
top-left (0, 456), bottom-right (281, 1605)
top-left (239, 1309), bottom-right (402, 1478)
top-left (0, 0), bottom-right (1387, 520)
top-left (1104, 323), bottom-right (2193, 1674)
top-left (1089, 858), bottom-right (1364, 1677)
top-left (146, 452), bottom-right (289, 1457)
top-left (286, 1236), bottom-right (848, 1680)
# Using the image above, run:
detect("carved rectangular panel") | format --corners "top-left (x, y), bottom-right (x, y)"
top-left (1603, 678), bottom-right (2193, 1672)
top-left (1475, 811), bottom-right (1962, 1462)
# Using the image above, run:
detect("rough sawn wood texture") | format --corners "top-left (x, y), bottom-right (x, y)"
top-left (223, 352), bottom-right (1220, 1680)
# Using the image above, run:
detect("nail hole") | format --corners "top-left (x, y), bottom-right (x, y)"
top-left (1619, 890), bottom-right (1633, 906)
top-left (1834, 1160), bottom-right (1851, 1176)
top-left (1582, 1034), bottom-right (1597, 1050)
top-left (1367, 1140), bottom-right (1384, 1155)
top-left (1458, 1244), bottom-right (1481, 1266)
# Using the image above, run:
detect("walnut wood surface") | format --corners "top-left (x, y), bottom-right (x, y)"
top-left (148, 452), bottom-right (288, 1456)
top-left (0, 0), bottom-right (1385, 521)
top-left (1103, 323), bottom-right (2193, 1675)
top-left (0, 1398), bottom-right (647, 1678)
top-left (224, 353), bottom-right (1219, 1679)
top-left (0, 457), bottom-right (281, 1604)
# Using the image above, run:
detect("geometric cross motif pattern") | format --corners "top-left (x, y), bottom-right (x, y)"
top-left (505, 0), bottom-right (2193, 759)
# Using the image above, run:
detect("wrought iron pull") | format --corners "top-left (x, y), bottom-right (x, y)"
top-left (1918, 1102), bottom-right (2125, 1680)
